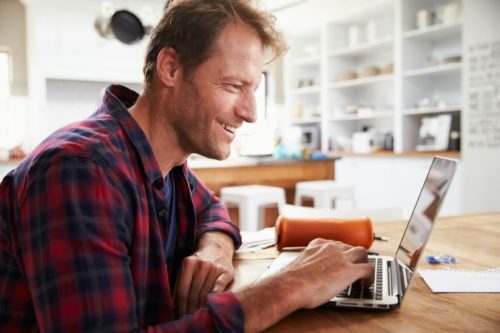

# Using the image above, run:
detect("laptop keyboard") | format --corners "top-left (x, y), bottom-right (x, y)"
top-left (338, 258), bottom-right (383, 300)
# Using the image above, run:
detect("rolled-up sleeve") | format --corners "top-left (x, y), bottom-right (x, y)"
top-left (150, 292), bottom-right (244, 333)
top-left (187, 168), bottom-right (242, 249)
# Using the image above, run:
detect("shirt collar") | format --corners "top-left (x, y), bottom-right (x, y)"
top-left (97, 84), bottom-right (165, 185)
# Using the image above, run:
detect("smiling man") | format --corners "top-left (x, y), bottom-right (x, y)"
top-left (0, 1), bottom-right (374, 332)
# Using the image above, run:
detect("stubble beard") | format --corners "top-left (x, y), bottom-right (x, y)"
top-left (174, 76), bottom-right (231, 161)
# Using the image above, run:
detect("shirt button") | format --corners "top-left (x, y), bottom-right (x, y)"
top-left (158, 209), bottom-right (168, 218)
top-left (154, 179), bottom-right (164, 190)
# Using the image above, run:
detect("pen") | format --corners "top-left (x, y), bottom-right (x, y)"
top-left (374, 235), bottom-right (390, 241)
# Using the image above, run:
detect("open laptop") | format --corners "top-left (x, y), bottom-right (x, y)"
top-left (258, 156), bottom-right (457, 310)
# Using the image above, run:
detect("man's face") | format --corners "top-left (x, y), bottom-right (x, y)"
top-left (170, 23), bottom-right (265, 160)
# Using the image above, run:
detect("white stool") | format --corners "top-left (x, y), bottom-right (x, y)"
top-left (294, 180), bottom-right (355, 209)
top-left (220, 185), bottom-right (286, 231)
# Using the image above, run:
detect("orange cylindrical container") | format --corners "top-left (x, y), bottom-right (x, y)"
top-left (275, 215), bottom-right (374, 251)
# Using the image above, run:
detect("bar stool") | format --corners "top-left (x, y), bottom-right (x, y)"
top-left (294, 180), bottom-right (356, 209)
top-left (220, 185), bottom-right (286, 231)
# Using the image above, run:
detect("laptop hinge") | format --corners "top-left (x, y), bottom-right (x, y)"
top-left (389, 259), bottom-right (401, 296)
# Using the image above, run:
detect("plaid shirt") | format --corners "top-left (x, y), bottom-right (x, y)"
top-left (0, 85), bottom-right (243, 332)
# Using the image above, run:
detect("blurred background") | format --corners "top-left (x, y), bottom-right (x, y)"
top-left (1, 0), bottom-right (499, 219)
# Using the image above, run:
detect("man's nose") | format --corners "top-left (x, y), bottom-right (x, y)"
top-left (234, 92), bottom-right (257, 123)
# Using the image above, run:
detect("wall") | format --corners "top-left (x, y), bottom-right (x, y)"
top-left (23, 0), bottom-right (161, 147)
top-left (0, 0), bottom-right (27, 95)
top-left (462, 0), bottom-right (500, 213)
top-left (0, 0), bottom-right (29, 150)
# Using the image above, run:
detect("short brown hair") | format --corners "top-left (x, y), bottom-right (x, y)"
top-left (143, 0), bottom-right (286, 87)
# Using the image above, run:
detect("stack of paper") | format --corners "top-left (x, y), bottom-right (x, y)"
top-left (237, 227), bottom-right (276, 253)
top-left (419, 268), bottom-right (500, 293)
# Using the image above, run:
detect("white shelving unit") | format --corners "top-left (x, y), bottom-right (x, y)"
top-left (284, 0), bottom-right (463, 154)
top-left (401, 0), bottom-right (462, 152)
top-left (329, 74), bottom-right (394, 89)
top-left (283, 27), bottom-right (324, 149)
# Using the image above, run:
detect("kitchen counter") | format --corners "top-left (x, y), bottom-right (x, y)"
top-left (189, 156), bottom-right (338, 199)
top-left (329, 150), bottom-right (461, 159)
top-left (191, 157), bottom-right (338, 228)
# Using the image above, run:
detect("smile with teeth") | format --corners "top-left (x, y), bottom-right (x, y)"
top-left (222, 123), bottom-right (236, 134)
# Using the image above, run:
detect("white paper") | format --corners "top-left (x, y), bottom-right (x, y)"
top-left (419, 268), bottom-right (500, 293)
top-left (237, 227), bottom-right (276, 253)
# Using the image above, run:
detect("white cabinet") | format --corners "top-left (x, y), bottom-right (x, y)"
top-left (284, 0), bottom-right (464, 154)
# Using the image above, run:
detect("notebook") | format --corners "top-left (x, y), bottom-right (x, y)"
top-left (258, 156), bottom-right (457, 310)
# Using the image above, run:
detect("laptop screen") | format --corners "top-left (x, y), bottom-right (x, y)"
top-left (394, 157), bottom-right (457, 294)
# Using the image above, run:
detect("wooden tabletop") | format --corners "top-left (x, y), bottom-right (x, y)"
top-left (231, 213), bottom-right (500, 332)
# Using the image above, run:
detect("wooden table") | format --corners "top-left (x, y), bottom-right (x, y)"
top-left (231, 213), bottom-right (500, 332)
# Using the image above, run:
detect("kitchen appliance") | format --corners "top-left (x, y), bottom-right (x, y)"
top-left (94, 1), bottom-right (154, 44)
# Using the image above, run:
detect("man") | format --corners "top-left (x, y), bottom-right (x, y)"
top-left (0, 0), bottom-right (373, 332)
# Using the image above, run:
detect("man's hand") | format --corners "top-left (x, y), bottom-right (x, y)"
top-left (237, 238), bottom-right (374, 333)
top-left (174, 232), bottom-right (235, 316)
top-left (283, 238), bottom-right (374, 309)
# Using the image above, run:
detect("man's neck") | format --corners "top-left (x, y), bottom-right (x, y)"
top-left (129, 89), bottom-right (188, 177)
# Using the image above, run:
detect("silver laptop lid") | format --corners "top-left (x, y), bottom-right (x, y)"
top-left (394, 157), bottom-right (457, 299)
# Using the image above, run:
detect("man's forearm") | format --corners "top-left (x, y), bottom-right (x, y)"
top-left (236, 272), bottom-right (304, 333)
top-left (196, 231), bottom-right (235, 256)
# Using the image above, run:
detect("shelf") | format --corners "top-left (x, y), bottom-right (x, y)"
top-left (403, 62), bottom-right (461, 77)
top-left (330, 111), bottom-right (393, 121)
top-left (290, 117), bottom-right (322, 125)
top-left (290, 54), bottom-right (321, 66)
top-left (329, 0), bottom-right (394, 23)
top-left (329, 74), bottom-right (393, 89)
top-left (402, 21), bottom-right (462, 41)
top-left (328, 36), bottom-right (393, 57)
top-left (290, 85), bottom-right (322, 95)
top-left (403, 106), bottom-right (461, 116)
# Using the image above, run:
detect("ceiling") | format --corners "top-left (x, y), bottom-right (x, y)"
top-left (265, 0), bottom-right (367, 34)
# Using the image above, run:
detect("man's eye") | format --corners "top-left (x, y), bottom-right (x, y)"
top-left (228, 84), bottom-right (242, 90)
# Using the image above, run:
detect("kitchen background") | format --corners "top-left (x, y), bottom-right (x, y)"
top-left (1, 0), bottom-right (499, 218)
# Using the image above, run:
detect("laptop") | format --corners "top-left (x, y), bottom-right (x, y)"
top-left (258, 156), bottom-right (457, 310)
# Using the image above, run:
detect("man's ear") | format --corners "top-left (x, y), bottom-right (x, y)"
top-left (156, 47), bottom-right (181, 87)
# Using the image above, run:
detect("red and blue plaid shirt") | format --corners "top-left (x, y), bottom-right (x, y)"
top-left (0, 85), bottom-right (244, 332)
